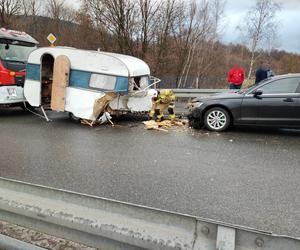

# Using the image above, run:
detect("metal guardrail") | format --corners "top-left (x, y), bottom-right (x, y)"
top-left (0, 234), bottom-right (45, 250)
top-left (170, 88), bottom-right (228, 98)
top-left (0, 177), bottom-right (299, 250)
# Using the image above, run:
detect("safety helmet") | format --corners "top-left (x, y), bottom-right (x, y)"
top-left (161, 89), bottom-right (172, 96)
top-left (147, 89), bottom-right (158, 98)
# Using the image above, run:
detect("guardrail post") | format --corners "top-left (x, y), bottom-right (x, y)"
top-left (216, 225), bottom-right (236, 250)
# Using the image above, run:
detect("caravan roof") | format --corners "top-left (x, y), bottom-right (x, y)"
top-left (27, 47), bottom-right (150, 77)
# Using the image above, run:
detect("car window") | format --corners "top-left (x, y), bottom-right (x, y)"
top-left (259, 78), bottom-right (300, 94)
top-left (0, 43), bottom-right (36, 62)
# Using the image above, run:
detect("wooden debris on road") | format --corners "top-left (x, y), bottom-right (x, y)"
top-left (80, 119), bottom-right (96, 127)
top-left (93, 92), bottom-right (117, 118)
top-left (143, 119), bottom-right (188, 132)
top-left (81, 114), bottom-right (115, 127)
top-left (80, 93), bottom-right (117, 127)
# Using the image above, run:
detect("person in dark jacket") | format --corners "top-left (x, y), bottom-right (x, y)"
top-left (255, 62), bottom-right (268, 84)
top-left (266, 63), bottom-right (275, 78)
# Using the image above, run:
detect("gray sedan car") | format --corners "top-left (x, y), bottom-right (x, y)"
top-left (188, 74), bottom-right (300, 131)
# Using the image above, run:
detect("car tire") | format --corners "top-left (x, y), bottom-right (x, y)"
top-left (189, 118), bottom-right (203, 129)
top-left (204, 107), bottom-right (230, 132)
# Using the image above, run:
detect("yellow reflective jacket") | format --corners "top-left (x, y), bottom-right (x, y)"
top-left (155, 89), bottom-right (175, 104)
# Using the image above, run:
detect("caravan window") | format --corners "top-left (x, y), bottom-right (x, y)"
top-left (129, 76), bottom-right (149, 91)
top-left (140, 76), bottom-right (149, 89)
top-left (89, 74), bottom-right (116, 90)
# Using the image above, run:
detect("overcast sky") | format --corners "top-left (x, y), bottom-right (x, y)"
top-left (222, 0), bottom-right (300, 54)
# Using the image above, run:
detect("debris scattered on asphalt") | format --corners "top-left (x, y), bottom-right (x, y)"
top-left (81, 119), bottom-right (96, 127)
top-left (81, 112), bottom-right (114, 127)
top-left (143, 119), bottom-right (188, 132)
top-left (80, 92), bottom-right (117, 127)
top-left (93, 92), bottom-right (117, 118)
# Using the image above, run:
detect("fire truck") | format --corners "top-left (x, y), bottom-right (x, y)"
top-left (0, 28), bottom-right (38, 107)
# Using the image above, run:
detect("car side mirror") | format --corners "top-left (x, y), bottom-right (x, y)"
top-left (253, 89), bottom-right (263, 98)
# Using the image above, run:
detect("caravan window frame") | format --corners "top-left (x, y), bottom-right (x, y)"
top-left (128, 75), bottom-right (149, 91)
top-left (89, 73), bottom-right (117, 90)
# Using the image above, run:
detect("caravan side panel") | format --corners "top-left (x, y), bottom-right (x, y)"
top-left (23, 80), bottom-right (41, 107)
top-left (24, 63), bottom-right (41, 107)
top-left (64, 87), bottom-right (106, 120)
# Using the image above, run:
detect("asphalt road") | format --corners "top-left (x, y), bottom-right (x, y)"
top-left (0, 108), bottom-right (300, 238)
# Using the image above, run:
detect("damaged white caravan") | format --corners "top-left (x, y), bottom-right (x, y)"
top-left (24, 47), bottom-right (159, 121)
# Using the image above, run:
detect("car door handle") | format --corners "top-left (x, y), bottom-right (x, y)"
top-left (283, 98), bottom-right (294, 102)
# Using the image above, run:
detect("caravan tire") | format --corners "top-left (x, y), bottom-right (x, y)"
top-left (20, 102), bottom-right (35, 112)
top-left (69, 112), bottom-right (81, 123)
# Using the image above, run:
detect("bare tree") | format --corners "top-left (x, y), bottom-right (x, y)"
top-left (176, 0), bottom-right (206, 88)
top-left (240, 0), bottom-right (280, 79)
top-left (137, 0), bottom-right (161, 58)
top-left (0, 0), bottom-right (21, 26)
top-left (152, 0), bottom-right (179, 74)
top-left (84, 0), bottom-right (105, 26)
top-left (85, 0), bottom-right (137, 54)
top-left (210, 0), bottom-right (226, 42)
top-left (48, 0), bottom-right (77, 23)
top-left (21, 0), bottom-right (41, 16)
top-left (17, 0), bottom-right (41, 38)
top-left (46, 0), bottom-right (67, 20)
top-left (176, 0), bottom-right (225, 88)
top-left (104, 0), bottom-right (137, 53)
top-left (192, 0), bottom-right (226, 88)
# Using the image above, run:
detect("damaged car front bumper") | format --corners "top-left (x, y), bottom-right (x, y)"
top-left (187, 101), bottom-right (205, 129)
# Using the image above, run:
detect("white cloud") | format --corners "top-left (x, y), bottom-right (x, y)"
top-left (276, 10), bottom-right (300, 53)
top-left (66, 0), bottom-right (81, 10)
top-left (222, 0), bottom-right (300, 53)
top-left (274, 0), bottom-right (300, 9)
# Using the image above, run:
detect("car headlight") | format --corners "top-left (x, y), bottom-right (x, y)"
top-left (194, 102), bottom-right (203, 108)
top-left (187, 101), bottom-right (203, 110)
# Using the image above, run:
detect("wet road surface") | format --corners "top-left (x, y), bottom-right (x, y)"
top-left (0, 108), bottom-right (300, 237)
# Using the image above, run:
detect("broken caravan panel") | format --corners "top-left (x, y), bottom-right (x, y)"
top-left (24, 46), bottom-right (160, 121)
top-left (0, 28), bottom-right (38, 106)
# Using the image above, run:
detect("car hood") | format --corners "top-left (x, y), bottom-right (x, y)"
top-left (196, 91), bottom-right (244, 102)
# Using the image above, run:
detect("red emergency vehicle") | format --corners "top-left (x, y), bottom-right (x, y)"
top-left (0, 28), bottom-right (38, 105)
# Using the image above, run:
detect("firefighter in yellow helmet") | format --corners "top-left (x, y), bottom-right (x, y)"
top-left (148, 89), bottom-right (176, 122)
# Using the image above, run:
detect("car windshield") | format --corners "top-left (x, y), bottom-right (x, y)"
top-left (242, 78), bottom-right (271, 94)
top-left (0, 43), bottom-right (36, 63)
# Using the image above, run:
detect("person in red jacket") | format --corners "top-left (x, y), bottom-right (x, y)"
top-left (227, 64), bottom-right (245, 89)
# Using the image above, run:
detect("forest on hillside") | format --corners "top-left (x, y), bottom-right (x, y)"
top-left (1, 0), bottom-right (300, 88)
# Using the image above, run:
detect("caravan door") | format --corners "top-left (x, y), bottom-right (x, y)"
top-left (51, 55), bottom-right (70, 111)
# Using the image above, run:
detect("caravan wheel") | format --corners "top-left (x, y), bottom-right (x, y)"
top-left (69, 112), bottom-right (81, 122)
top-left (20, 102), bottom-right (35, 112)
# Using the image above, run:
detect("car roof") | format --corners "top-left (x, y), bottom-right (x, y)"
top-left (0, 28), bottom-right (38, 45)
top-left (270, 73), bottom-right (300, 80)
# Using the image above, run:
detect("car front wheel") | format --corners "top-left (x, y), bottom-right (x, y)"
top-left (204, 107), bottom-right (230, 132)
